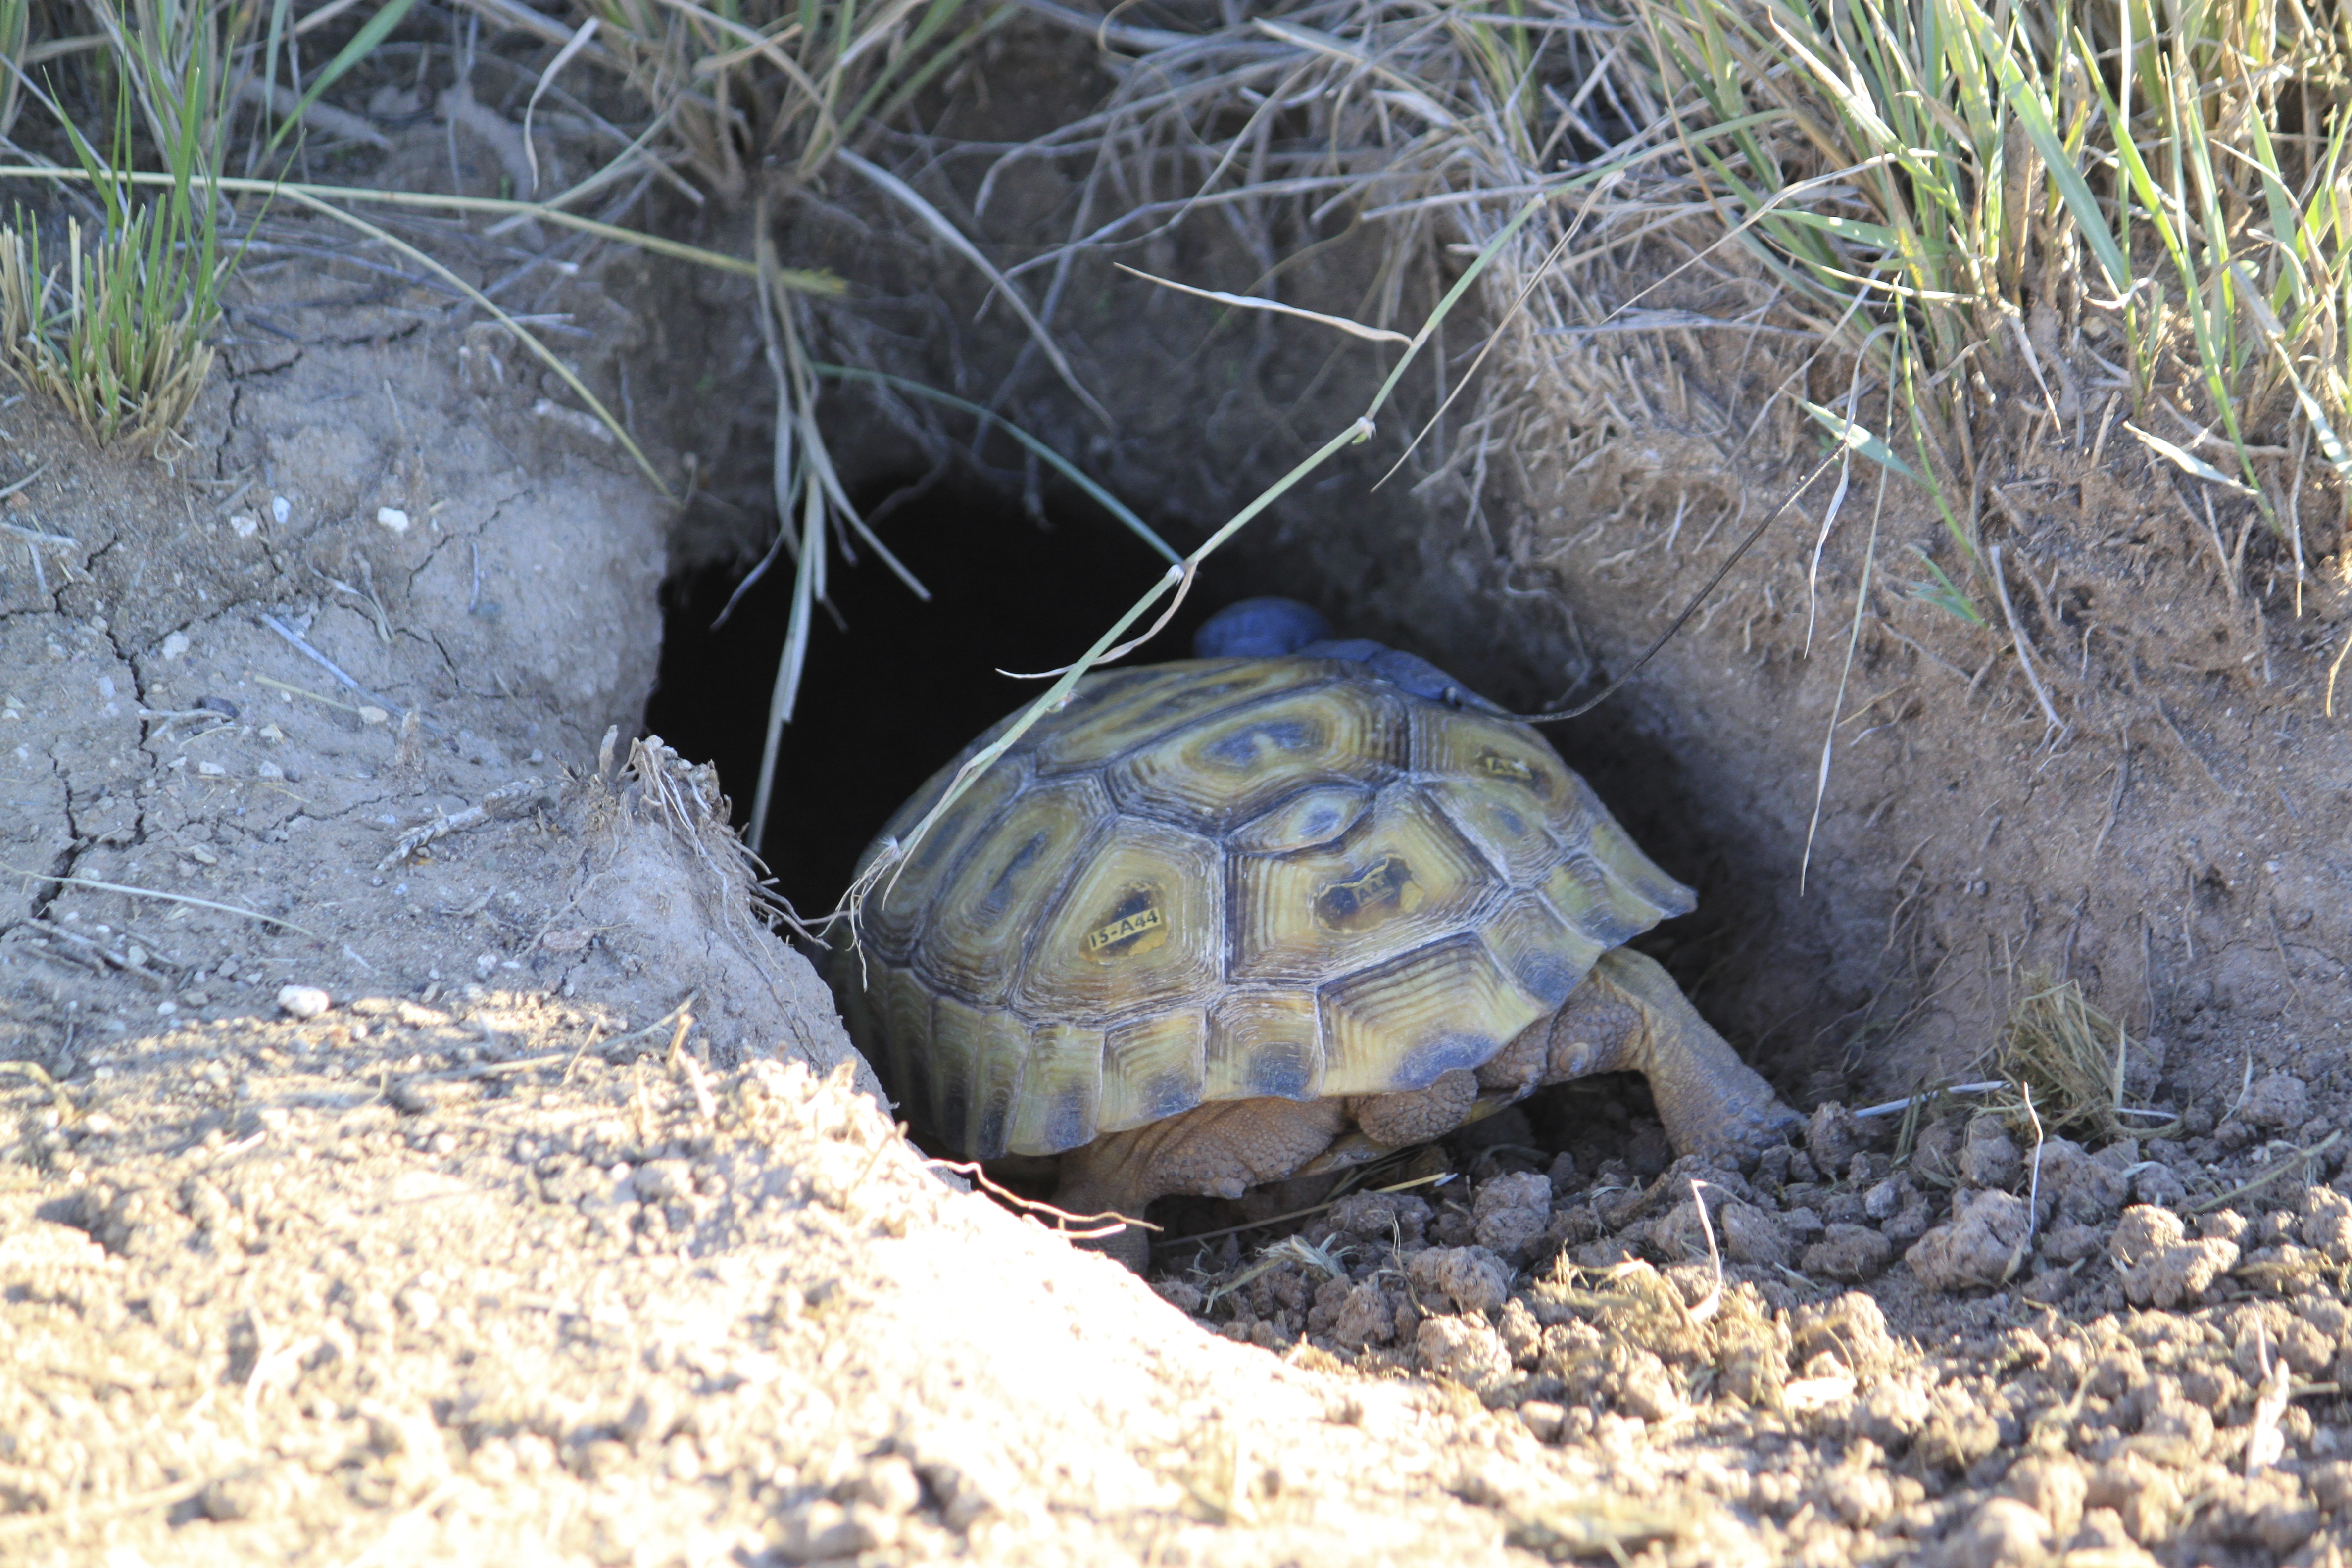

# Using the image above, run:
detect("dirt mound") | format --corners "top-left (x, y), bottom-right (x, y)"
top-left (5, 26), bottom-right (2352, 1559)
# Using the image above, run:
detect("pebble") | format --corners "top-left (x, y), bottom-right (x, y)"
top-left (1947, 1496), bottom-right (2052, 1568)
top-left (1406, 1246), bottom-right (1511, 1316)
top-left (1518, 1400), bottom-right (1566, 1442)
top-left (1802, 1223), bottom-right (1894, 1282)
top-left (2109, 1205), bottom-right (2239, 1309)
top-left (277, 985), bottom-right (332, 1020)
top-left (1906, 1190), bottom-right (2031, 1293)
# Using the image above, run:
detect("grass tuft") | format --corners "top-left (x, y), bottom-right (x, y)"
top-left (0, 63), bottom-right (224, 447)
top-left (0, 209), bottom-right (216, 445)
top-left (1993, 969), bottom-right (2145, 1144)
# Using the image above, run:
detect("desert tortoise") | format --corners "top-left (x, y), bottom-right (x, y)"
top-left (835, 597), bottom-right (1794, 1262)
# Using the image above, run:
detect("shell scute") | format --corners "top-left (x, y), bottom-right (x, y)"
top-left (911, 776), bottom-right (1107, 1005)
top-left (859, 757), bottom-right (1028, 962)
top-left (1230, 783), bottom-right (1500, 984)
top-left (1318, 934), bottom-right (1543, 1096)
top-left (1015, 819), bottom-right (1223, 1022)
top-left (1035, 658), bottom-right (1327, 772)
top-left (1004, 1022), bottom-right (1105, 1154)
top-left (1106, 680), bottom-right (1401, 832)
top-left (1205, 990), bottom-right (1324, 1101)
top-left (1098, 1009), bottom-right (1207, 1134)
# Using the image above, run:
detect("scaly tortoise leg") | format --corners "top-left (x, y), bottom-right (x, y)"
top-left (1542, 947), bottom-right (1798, 1162)
top-left (1054, 1097), bottom-right (1348, 1271)
top-left (1301, 947), bottom-right (1797, 1178)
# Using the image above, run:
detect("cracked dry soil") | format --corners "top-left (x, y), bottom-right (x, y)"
top-left (5, 273), bottom-right (2352, 1568)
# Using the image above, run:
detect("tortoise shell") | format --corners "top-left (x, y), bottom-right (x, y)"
top-left (835, 656), bottom-right (1694, 1162)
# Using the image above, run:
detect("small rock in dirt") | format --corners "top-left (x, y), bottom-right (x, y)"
top-left (1942, 1496), bottom-right (2050, 1568)
top-left (1718, 1200), bottom-right (1793, 1269)
top-left (277, 985), bottom-right (332, 1019)
top-left (2242, 1071), bottom-right (2312, 1132)
top-left (198, 1466), bottom-right (285, 1522)
top-left (2086, 1454), bottom-right (2178, 1545)
top-left (1329, 1281), bottom-right (1396, 1348)
top-left (1911, 1116), bottom-right (1967, 1185)
top-left (1960, 1119), bottom-right (2022, 1189)
top-left (2131, 1163), bottom-right (2190, 1210)
top-left (1863, 1178), bottom-right (1902, 1221)
top-left (1807, 1103), bottom-right (1859, 1175)
top-left (1603, 1344), bottom-right (1684, 1422)
top-left (1846, 1379), bottom-right (1931, 1452)
top-left (1517, 1400), bottom-right (1566, 1442)
top-left (2036, 1138), bottom-right (2132, 1223)
top-left (2230, 1304), bottom-right (2334, 1378)
top-left (1915, 1383), bottom-right (2004, 1472)
top-left (2038, 1218), bottom-right (2105, 1266)
top-left (1881, 1194), bottom-right (1937, 1248)
top-left (2067, 1511), bottom-right (2156, 1566)
top-left (1906, 1190), bottom-right (2030, 1293)
top-left (848, 1455), bottom-right (925, 1515)
top-left (2003, 1453), bottom-right (2087, 1538)
top-left (2306, 1459), bottom-right (2352, 1512)
top-left (2203, 1471), bottom-right (2320, 1553)
top-left (2131, 1380), bottom-right (2214, 1466)
top-left (2301, 1186), bottom-right (2352, 1262)
top-left (1498, 1298), bottom-right (1541, 1367)
top-left (1471, 1172), bottom-right (1552, 1258)
top-left (2297, 1293), bottom-right (2349, 1344)
top-left (1822, 1453), bottom-right (1896, 1527)
top-left (1544, 1152), bottom-right (1577, 1195)
top-left (1540, 1206), bottom-right (1599, 1253)
top-left (1153, 1280), bottom-right (1204, 1315)
top-left (1790, 1293), bottom-right (1899, 1377)
top-left (1648, 1199), bottom-right (1715, 1265)
top-left (1406, 1246), bottom-right (1511, 1316)
top-left (1415, 1314), bottom-right (1513, 1399)
top-left (1326, 1191), bottom-right (1398, 1240)
top-left (774, 1498), bottom-right (895, 1560)
top-left (2108, 1205), bottom-right (2239, 1308)
top-left (911, 1449), bottom-right (1002, 1532)
top-left (1592, 1185), bottom-right (1645, 1232)
top-left (620, 1387), bottom-right (679, 1451)
top-left (1803, 1223), bottom-right (1894, 1282)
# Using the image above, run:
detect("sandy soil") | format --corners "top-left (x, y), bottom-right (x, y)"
top-left (5, 31), bottom-right (2352, 1564)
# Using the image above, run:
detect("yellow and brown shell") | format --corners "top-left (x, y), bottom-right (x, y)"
top-left (835, 657), bottom-right (1693, 1161)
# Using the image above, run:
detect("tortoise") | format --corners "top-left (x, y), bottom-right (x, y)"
top-left (834, 597), bottom-right (1795, 1264)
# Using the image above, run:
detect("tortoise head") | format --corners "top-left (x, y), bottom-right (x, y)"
top-left (1192, 596), bottom-right (1332, 658)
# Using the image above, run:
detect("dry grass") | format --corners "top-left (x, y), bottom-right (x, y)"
top-left (1993, 968), bottom-right (2146, 1143)
top-left (0, 206), bottom-right (216, 445)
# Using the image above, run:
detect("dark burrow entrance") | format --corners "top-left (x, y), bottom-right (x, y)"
top-left (646, 480), bottom-right (1688, 1264)
top-left (645, 475), bottom-right (1219, 923)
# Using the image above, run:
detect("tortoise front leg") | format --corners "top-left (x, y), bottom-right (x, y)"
top-left (1539, 947), bottom-right (1798, 1163)
top-left (1054, 1097), bottom-right (1348, 1271)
